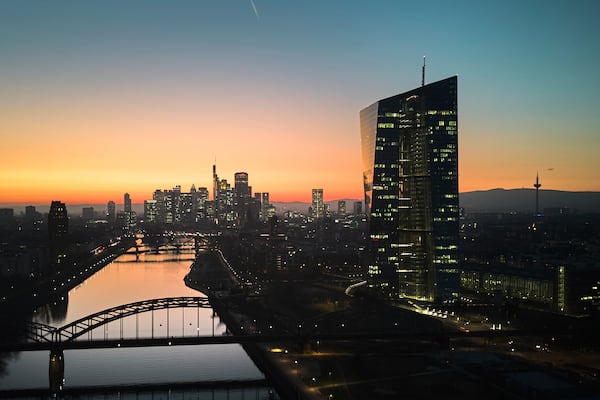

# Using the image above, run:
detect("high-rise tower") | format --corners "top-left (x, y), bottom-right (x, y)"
top-left (107, 200), bottom-right (116, 224)
top-left (48, 200), bottom-right (68, 271)
top-left (360, 76), bottom-right (459, 301)
top-left (124, 193), bottom-right (132, 213)
top-left (534, 173), bottom-right (542, 216)
top-left (48, 201), bottom-right (68, 240)
top-left (311, 189), bottom-right (324, 219)
top-left (234, 172), bottom-right (251, 227)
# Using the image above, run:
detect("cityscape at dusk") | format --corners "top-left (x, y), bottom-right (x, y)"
top-left (1, 0), bottom-right (599, 205)
top-left (2, 2), bottom-right (600, 399)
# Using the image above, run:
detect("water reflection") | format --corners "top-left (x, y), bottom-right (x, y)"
top-left (0, 242), bottom-right (264, 392)
top-left (34, 292), bottom-right (69, 326)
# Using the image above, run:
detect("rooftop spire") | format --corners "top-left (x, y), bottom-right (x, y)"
top-left (534, 172), bottom-right (542, 216)
top-left (421, 55), bottom-right (426, 86)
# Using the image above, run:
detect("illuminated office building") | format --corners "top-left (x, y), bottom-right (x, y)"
top-left (234, 172), bottom-right (250, 197)
top-left (212, 165), bottom-right (234, 224)
top-left (48, 200), bottom-right (68, 270)
top-left (360, 76), bottom-right (459, 301)
top-left (194, 187), bottom-right (210, 222)
top-left (144, 200), bottom-right (158, 223)
top-left (311, 189), bottom-right (324, 219)
top-left (122, 192), bottom-right (136, 229)
top-left (261, 192), bottom-right (270, 221)
top-left (48, 201), bottom-right (68, 240)
top-left (180, 191), bottom-right (194, 223)
top-left (235, 172), bottom-right (251, 227)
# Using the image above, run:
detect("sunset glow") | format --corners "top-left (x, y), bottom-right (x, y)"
top-left (1, 1), bottom-right (599, 207)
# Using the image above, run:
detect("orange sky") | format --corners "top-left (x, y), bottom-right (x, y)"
top-left (1, 79), bottom-right (598, 206)
top-left (1, 89), bottom-right (598, 205)
top-left (1, 1), bottom-right (599, 207)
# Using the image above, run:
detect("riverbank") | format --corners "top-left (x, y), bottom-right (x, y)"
top-left (185, 250), bottom-right (323, 400)
top-left (186, 247), bottom-right (493, 399)
top-left (0, 236), bottom-right (135, 315)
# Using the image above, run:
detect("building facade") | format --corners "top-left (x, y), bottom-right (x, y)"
top-left (360, 76), bottom-right (459, 301)
top-left (311, 189), bottom-right (324, 219)
top-left (107, 201), bottom-right (116, 224)
top-left (234, 172), bottom-right (251, 227)
top-left (48, 201), bottom-right (68, 240)
top-left (124, 193), bottom-right (132, 213)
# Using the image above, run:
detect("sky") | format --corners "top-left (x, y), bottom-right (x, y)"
top-left (1, 0), bottom-right (599, 205)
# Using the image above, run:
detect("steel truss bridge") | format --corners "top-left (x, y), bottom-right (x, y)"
top-left (3, 296), bottom-right (550, 353)
top-left (124, 233), bottom-right (201, 255)
top-left (8, 297), bottom-right (213, 351)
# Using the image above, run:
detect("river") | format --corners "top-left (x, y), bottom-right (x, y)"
top-left (0, 241), bottom-right (268, 396)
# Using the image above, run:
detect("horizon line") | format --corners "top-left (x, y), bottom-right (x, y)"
top-left (2, 187), bottom-right (600, 208)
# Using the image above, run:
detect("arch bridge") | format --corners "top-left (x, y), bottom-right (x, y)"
top-left (27, 297), bottom-right (212, 344)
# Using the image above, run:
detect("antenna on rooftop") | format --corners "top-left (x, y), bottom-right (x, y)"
top-left (421, 56), bottom-right (426, 86)
top-left (534, 172), bottom-right (542, 216)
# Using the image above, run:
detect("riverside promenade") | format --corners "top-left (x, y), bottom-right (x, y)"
top-left (184, 249), bottom-right (324, 400)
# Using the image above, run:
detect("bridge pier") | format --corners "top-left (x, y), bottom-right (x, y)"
top-left (49, 348), bottom-right (65, 396)
top-left (194, 235), bottom-right (201, 257)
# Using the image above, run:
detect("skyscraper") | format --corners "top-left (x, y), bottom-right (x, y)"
top-left (144, 200), bottom-right (158, 223)
top-left (124, 193), bottom-right (132, 213)
top-left (234, 172), bottom-right (251, 227)
top-left (360, 76), bottom-right (459, 302)
top-left (311, 189), bottom-right (324, 219)
top-left (212, 165), bottom-right (233, 224)
top-left (123, 193), bottom-right (136, 230)
top-left (48, 201), bottom-right (68, 239)
top-left (212, 164), bottom-right (219, 220)
top-left (234, 172), bottom-right (250, 197)
top-left (107, 201), bottom-right (116, 224)
top-left (48, 201), bottom-right (68, 271)
top-left (195, 187), bottom-right (209, 222)
top-left (261, 192), bottom-right (270, 221)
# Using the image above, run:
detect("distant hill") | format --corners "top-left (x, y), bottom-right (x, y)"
top-left (272, 201), bottom-right (310, 215)
top-left (6, 191), bottom-right (596, 217)
top-left (460, 189), bottom-right (600, 213)
top-left (273, 190), bottom-right (600, 215)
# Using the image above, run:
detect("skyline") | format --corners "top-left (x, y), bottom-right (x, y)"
top-left (2, 1), bottom-right (600, 204)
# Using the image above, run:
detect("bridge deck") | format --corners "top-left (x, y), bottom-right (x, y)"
top-left (1, 329), bottom-right (544, 352)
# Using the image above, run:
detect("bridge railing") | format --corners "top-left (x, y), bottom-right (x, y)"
top-left (24, 297), bottom-right (212, 344)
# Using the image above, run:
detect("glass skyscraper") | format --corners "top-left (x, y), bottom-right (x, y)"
top-left (360, 76), bottom-right (459, 302)
top-left (311, 188), bottom-right (324, 219)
